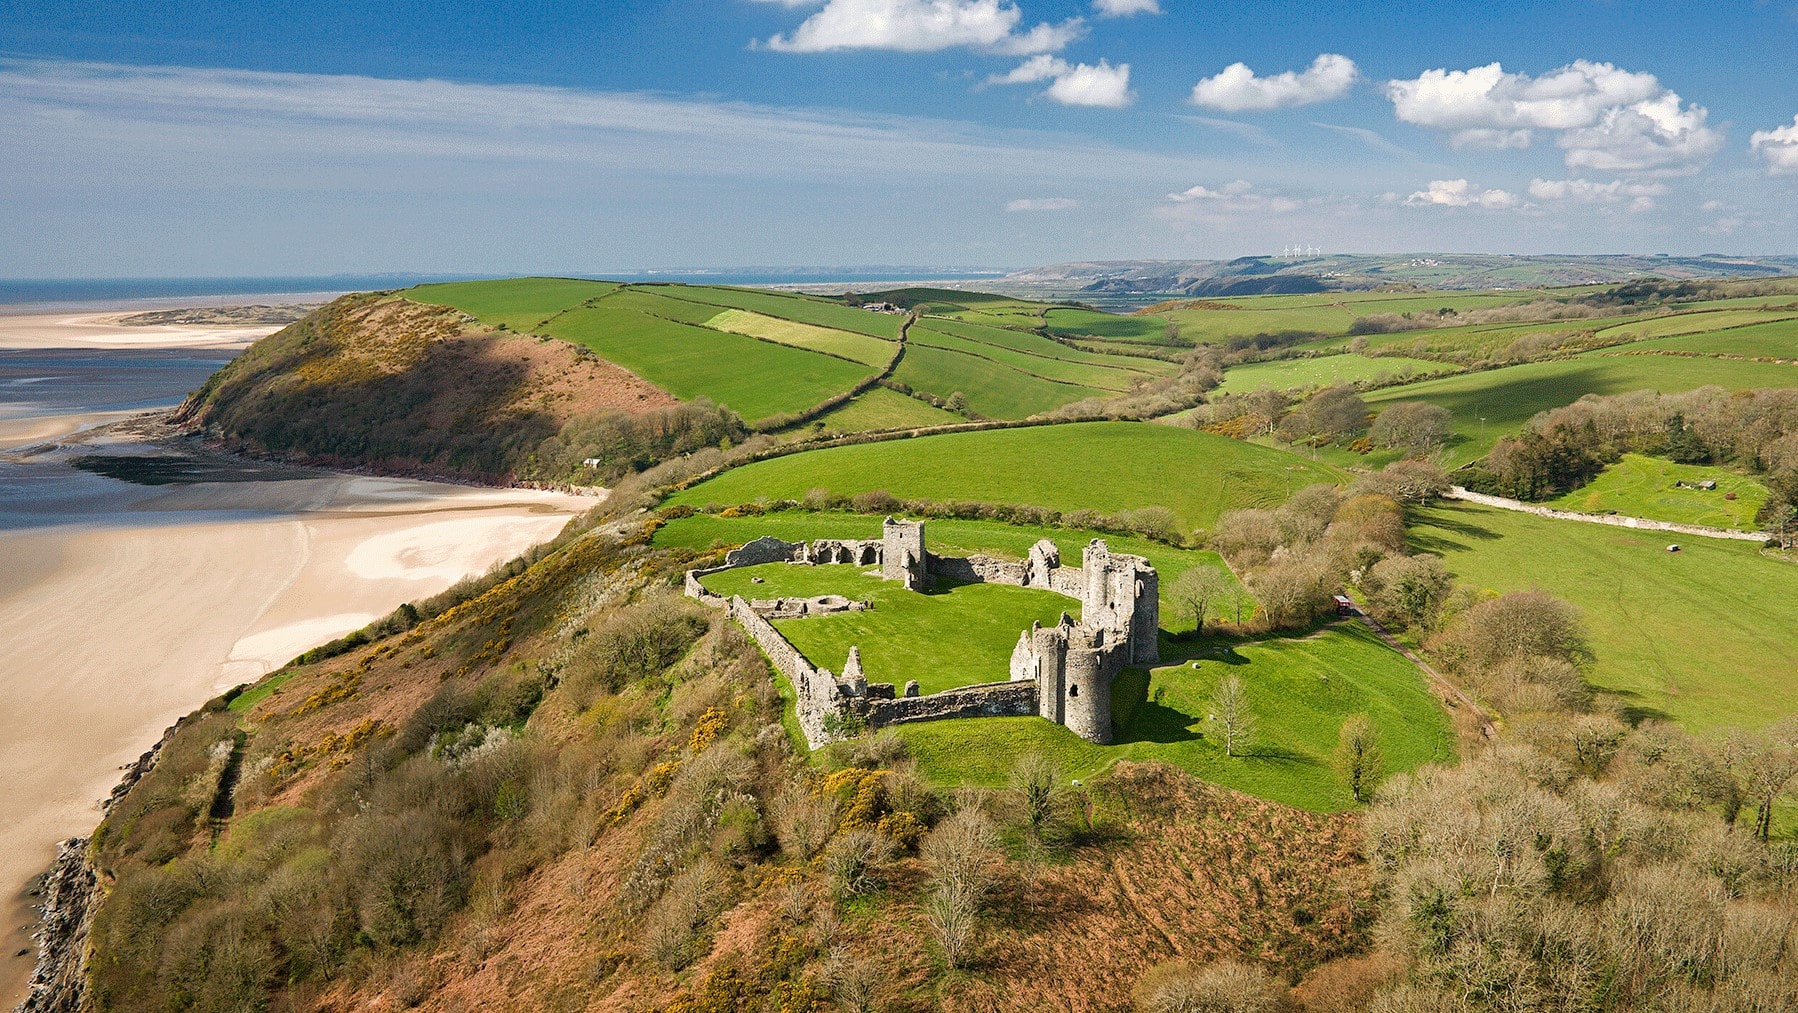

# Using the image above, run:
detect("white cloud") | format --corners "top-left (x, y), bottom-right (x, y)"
top-left (1005, 196), bottom-right (1078, 211)
top-left (1166, 179), bottom-right (1301, 213)
top-left (1179, 115), bottom-right (1276, 146)
top-left (1387, 60), bottom-right (1723, 174)
top-left (1092, 0), bottom-right (1160, 16)
top-left (988, 55), bottom-right (1133, 108)
top-left (1189, 54), bottom-right (1357, 113)
top-left (1527, 177), bottom-right (1666, 212)
top-left (761, 0), bottom-right (1083, 54)
top-left (1404, 179), bottom-right (1523, 209)
top-left (1750, 114), bottom-right (1798, 175)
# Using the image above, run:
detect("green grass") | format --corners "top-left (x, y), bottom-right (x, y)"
top-left (700, 563), bottom-right (1077, 695)
top-left (665, 421), bottom-right (1346, 534)
top-left (227, 671), bottom-right (295, 714)
top-left (909, 325), bottom-right (1140, 391)
top-left (811, 387), bottom-right (965, 433)
top-left (1606, 318), bottom-right (1798, 359)
top-left (1042, 307), bottom-right (1173, 343)
top-left (1594, 309), bottom-right (1797, 341)
top-left (896, 623), bottom-right (1454, 812)
top-left (1542, 454), bottom-right (1771, 530)
top-left (407, 277), bottom-right (614, 332)
top-left (922, 317), bottom-right (1178, 375)
top-left (541, 305), bottom-right (876, 423)
top-left (1216, 354), bottom-right (1457, 393)
top-left (889, 342), bottom-right (1093, 419)
top-left (1410, 502), bottom-right (1798, 732)
top-left (1159, 303), bottom-right (1353, 345)
top-left (654, 510), bottom-right (1245, 635)
top-left (1359, 355), bottom-right (1798, 466)
top-left (653, 286), bottom-right (904, 339)
top-left (705, 309), bottom-right (895, 366)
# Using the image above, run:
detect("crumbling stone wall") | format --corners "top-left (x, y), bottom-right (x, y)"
top-left (866, 680), bottom-right (1038, 726)
top-left (882, 516), bottom-right (927, 589)
top-left (727, 535), bottom-right (802, 567)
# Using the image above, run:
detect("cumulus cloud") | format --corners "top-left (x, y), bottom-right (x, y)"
top-left (1404, 179), bottom-right (1523, 209)
top-left (1092, 0), bottom-right (1161, 15)
top-left (988, 55), bottom-right (1133, 108)
top-left (1166, 179), bottom-right (1302, 213)
top-left (1387, 60), bottom-right (1722, 174)
top-left (1190, 54), bottom-right (1357, 112)
top-left (1005, 196), bottom-right (1078, 211)
top-left (1527, 177), bottom-right (1665, 212)
top-left (761, 0), bottom-right (1084, 54)
top-left (1751, 114), bottom-right (1798, 175)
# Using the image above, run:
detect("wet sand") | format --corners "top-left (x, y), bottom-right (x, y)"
top-left (0, 310), bottom-right (273, 351)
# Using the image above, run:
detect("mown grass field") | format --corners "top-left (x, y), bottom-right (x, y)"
top-left (909, 325), bottom-right (1141, 391)
top-left (700, 563), bottom-right (1077, 695)
top-left (1042, 307), bottom-right (1173, 343)
top-left (658, 285), bottom-right (905, 339)
top-left (889, 341), bottom-right (1093, 419)
top-left (665, 422), bottom-right (1345, 533)
top-left (1542, 453), bottom-right (1771, 529)
top-left (897, 623), bottom-right (1454, 812)
top-left (1607, 318), bottom-right (1798, 359)
top-left (654, 510), bottom-right (1246, 635)
top-left (704, 308), bottom-right (894, 366)
top-left (811, 387), bottom-right (963, 433)
top-left (923, 317), bottom-right (1179, 375)
top-left (1410, 501), bottom-right (1798, 732)
top-left (408, 277), bottom-right (612, 331)
top-left (1215, 354), bottom-right (1457, 393)
top-left (542, 305), bottom-right (877, 423)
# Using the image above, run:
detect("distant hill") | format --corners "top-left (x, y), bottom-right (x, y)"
top-left (996, 254), bottom-right (1798, 303)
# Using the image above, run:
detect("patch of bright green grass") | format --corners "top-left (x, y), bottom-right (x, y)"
top-left (541, 305), bottom-right (876, 424)
top-left (1542, 453), bottom-right (1771, 530)
top-left (921, 317), bottom-right (1177, 376)
top-left (700, 563), bottom-right (1076, 694)
top-left (228, 671), bottom-right (294, 714)
top-left (909, 325), bottom-right (1140, 391)
top-left (665, 421), bottom-right (1346, 533)
top-left (1605, 318), bottom-right (1798, 359)
top-left (811, 388), bottom-right (964, 433)
top-left (1215, 354), bottom-right (1457, 393)
top-left (1595, 309), bottom-right (1797, 342)
top-left (653, 286), bottom-right (904, 339)
top-left (1042, 307), bottom-right (1173, 343)
top-left (654, 510), bottom-right (1247, 634)
top-left (890, 342), bottom-right (1093, 419)
top-left (1410, 501), bottom-right (1798, 732)
top-left (705, 309), bottom-right (895, 366)
top-left (407, 277), bottom-right (614, 332)
top-left (896, 623), bottom-right (1454, 812)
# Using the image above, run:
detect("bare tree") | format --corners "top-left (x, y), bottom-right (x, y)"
top-left (1723, 722), bottom-right (1798, 841)
top-left (1010, 753), bottom-right (1066, 843)
top-left (1370, 401), bottom-right (1452, 455)
top-left (1222, 581), bottom-right (1256, 627)
top-left (1335, 714), bottom-right (1385, 803)
top-left (1171, 565), bottom-right (1232, 634)
top-left (1212, 675), bottom-right (1255, 758)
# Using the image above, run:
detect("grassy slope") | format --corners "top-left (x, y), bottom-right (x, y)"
top-left (898, 623), bottom-right (1454, 812)
top-left (1542, 453), bottom-right (1771, 529)
top-left (813, 387), bottom-right (965, 433)
top-left (909, 325), bottom-right (1141, 391)
top-left (654, 285), bottom-right (905, 339)
top-left (542, 304), bottom-right (876, 423)
top-left (654, 511), bottom-right (1245, 635)
top-left (1216, 354), bottom-right (1457, 393)
top-left (1410, 501), bottom-right (1798, 731)
top-left (665, 422), bottom-right (1347, 533)
top-left (700, 563), bottom-right (1077, 694)
top-left (1610, 318), bottom-right (1798, 358)
top-left (704, 308), bottom-right (895, 366)
top-left (923, 317), bottom-right (1179, 375)
top-left (1042, 307), bottom-right (1173, 343)
top-left (890, 341), bottom-right (1093, 418)
top-left (1593, 309), bottom-right (1798, 341)
top-left (407, 277), bottom-right (613, 331)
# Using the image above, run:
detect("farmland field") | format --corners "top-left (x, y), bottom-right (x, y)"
top-left (1604, 318), bottom-right (1798, 359)
top-left (655, 286), bottom-right (904, 339)
top-left (1215, 354), bottom-right (1457, 393)
top-left (1042, 307), bottom-right (1174, 343)
top-left (1593, 309), bottom-right (1798, 341)
top-left (407, 276), bottom-right (613, 331)
top-left (704, 308), bottom-right (894, 366)
top-left (1409, 501), bottom-right (1798, 732)
top-left (896, 623), bottom-right (1454, 812)
top-left (811, 387), bottom-right (964, 433)
top-left (541, 305), bottom-right (876, 423)
top-left (889, 341), bottom-right (1093, 418)
top-left (1542, 453), bottom-right (1771, 530)
top-left (909, 325), bottom-right (1142, 391)
top-left (664, 421), bottom-right (1346, 532)
top-left (653, 511), bottom-right (1246, 634)
top-left (923, 317), bottom-right (1178, 375)
top-left (700, 563), bottom-right (1076, 695)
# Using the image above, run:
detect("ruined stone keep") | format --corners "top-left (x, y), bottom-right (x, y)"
top-left (684, 518), bottom-right (1159, 748)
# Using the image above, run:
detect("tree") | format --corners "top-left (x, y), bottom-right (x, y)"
top-left (1446, 589), bottom-right (1591, 674)
top-left (1010, 753), bottom-right (1065, 843)
top-left (1723, 722), bottom-right (1798, 841)
top-left (1212, 675), bottom-right (1255, 758)
top-left (921, 809), bottom-right (998, 969)
top-left (1335, 714), bottom-right (1385, 803)
top-left (1171, 566), bottom-right (1231, 634)
top-left (1370, 401), bottom-right (1453, 455)
top-left (944, 391), bottom-right (969, 413)
top-left (1132, 959), bottom-right (1286, 1013)
top-left (1223, 581), bottom-right (1255, 627)
top-left (1368, 554), bottom-right (1452, 632)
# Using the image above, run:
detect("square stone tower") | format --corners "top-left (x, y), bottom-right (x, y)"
top-left (881, 517), bottom-right (927, 590)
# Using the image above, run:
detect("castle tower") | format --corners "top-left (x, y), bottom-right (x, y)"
top-left (1061, 626), bottom-right (1122, 745)
top-left (1080, 539), bottom-right (1159, 665)
top-left (881, 517), bottom-right (927, 590)
top-left (1026, 538), bottom-right (1060, 587)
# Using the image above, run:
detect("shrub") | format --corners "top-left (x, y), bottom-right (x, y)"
top-left (1132, 959), bottom-right (1287, 1013)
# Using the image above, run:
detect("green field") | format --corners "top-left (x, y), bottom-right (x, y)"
top-left (1410, 502), bottom-right (1798, 731)
top-left (1594, 309), bottom-right (1797, 342)
top-left (896, 623), bottom-right (1454, 812)
top-left (909, 325), bottom-right (1141, 391)
top-left (889, 341), bottom-right (1093, 419)
top-left (1543, 453), bottom-right (1771, 530)
top-left (1042, 307), bottom-right (1174, 343)
top-left (1216, 354), bottom-right (1457, 393)
top-left (542, 305), bottom-right (877, 423)
top-left (665, 422), bottom-right (1345, 533)
top-left (1605, 318), bottom-right (1798, 359)
top-left (1359, 355), bottom-right (1798, 466)
top-left (811, 387), bottom-right (964, 433)
top-left (701, 563), bottom-right (1076, 695)
top-left (705, 309), bottom-right (895, 366)
top-left (1157, 302), bottom-right (1354, 345)
top-left (923, 317), bottom-right (1178, 375)
top-left (654, 286), bottom-right (904, 339)
top-left (654, 511), bottom-right (1246, 635)
top-left (408, 277), bottom-right (613, 331)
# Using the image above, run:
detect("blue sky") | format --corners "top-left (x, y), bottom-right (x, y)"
top-left (2, 0), bottom-right (1795, 276)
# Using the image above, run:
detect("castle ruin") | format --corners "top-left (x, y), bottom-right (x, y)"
top-left (684, 518), bottom-right (1158, 748)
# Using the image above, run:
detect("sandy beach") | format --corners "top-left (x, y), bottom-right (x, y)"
top-left (0, 309), bottom-right (600, 1003)
top-left (0, 310), bottom-right (277, 352)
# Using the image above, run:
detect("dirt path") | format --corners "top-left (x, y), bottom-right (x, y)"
top-left (1350, 607), bottom-right (1497, 741)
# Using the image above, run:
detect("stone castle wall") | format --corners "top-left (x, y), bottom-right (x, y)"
top-left (866, 680), bottom-right (1038, 726)
top-left (1446, 486), bottom-right (1769, 542)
